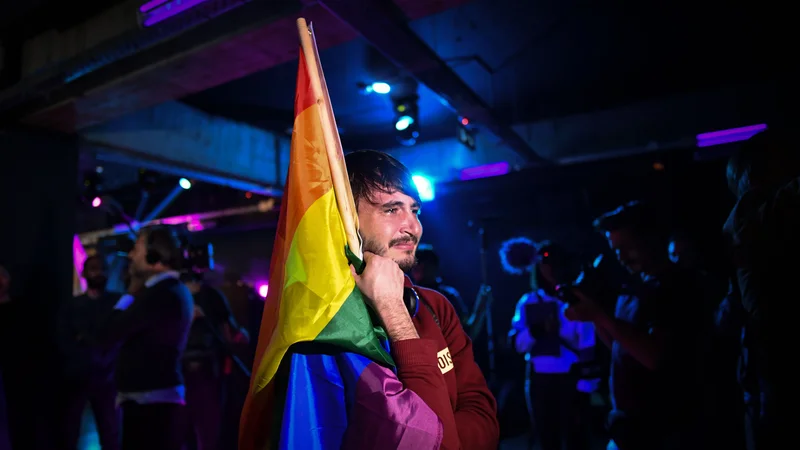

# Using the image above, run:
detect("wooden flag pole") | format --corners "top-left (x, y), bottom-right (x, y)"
top-left (296, 18), bottom-right (362, 259)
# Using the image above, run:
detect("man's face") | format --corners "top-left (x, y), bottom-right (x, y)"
top-left (606, 228), bottom-right (646, 275)
top-left (357, 189), bottom-right (422, 272)
top-left (83, 258), bottom-right (107, 290)
top-left (128, 235), bottom-right (153, 278)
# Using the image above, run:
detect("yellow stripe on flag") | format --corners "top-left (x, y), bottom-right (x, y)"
top-left (253, 185), bottom-right (354, 392)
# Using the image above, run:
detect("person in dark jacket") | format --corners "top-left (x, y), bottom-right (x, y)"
top-left (87, 227), bottom-right (194, 450)
top-left (56, 255), bottom-right (121, 450)
top-left (724, 129), bottom-right (800, 450)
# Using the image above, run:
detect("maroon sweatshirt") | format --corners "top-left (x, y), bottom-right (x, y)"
top-left (391, 277), bottom-right (499, 450)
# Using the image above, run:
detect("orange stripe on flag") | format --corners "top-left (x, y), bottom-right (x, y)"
top-left (240, 49), bottom-right (334, 450)
top-left (251, 49), bottom-right (330, 379)
top-left (295, 50), bottom-right (317, 117)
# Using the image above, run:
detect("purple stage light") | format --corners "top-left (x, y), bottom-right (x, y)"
top-left (459, 162), bottom-right (510, 181)
top-left (140, 0), bottom-right (170, 12)
top-left (73, 235), bottom-right (88, 292)
top-left (696, 124), bottom-right (767, 147)
top-left (140, 0), bottom-right (210, 27)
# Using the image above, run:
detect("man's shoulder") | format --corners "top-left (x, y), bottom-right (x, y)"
top-left (145, 278), bottom-right (193, 305)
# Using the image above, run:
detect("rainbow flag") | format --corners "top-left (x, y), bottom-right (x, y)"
top-left (238, 20), bottom-right (443, 450)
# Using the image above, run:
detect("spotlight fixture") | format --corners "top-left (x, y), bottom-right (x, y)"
top-left (370, 82), bottom-right (391, 94)
top-left (357, 81), bottom-right (392, 95)
top-left (82, 171), bottom-right (104, 205)
top-left (393, 95), bottom-right (420, 146)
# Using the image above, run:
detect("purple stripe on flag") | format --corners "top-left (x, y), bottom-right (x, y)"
top-left (342, 362), bottom-right (442, 450)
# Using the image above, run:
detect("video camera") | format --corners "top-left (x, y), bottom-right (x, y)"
top-left (111, 231), bottom-right (214, 274)
top-left (184, 242), bottom-right (214, 273)
top-left (554, 253), bottom-right (617, 306)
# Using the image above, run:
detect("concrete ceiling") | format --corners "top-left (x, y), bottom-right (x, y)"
top-left (185, 0), bottom-right (787, 158)
top-left (0, 0), bottom-right (791, 199)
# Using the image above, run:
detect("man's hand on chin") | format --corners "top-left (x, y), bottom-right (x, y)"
top-left (351, 251), bottom-right (419, 342)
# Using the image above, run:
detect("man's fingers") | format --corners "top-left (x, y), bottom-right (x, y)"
top-left (350, 264), bottom-right (359, 280)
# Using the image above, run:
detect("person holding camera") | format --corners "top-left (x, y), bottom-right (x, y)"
top-left (86, 226), bottom-right (194, 450)
top-left (504, 239), bottom-right (597, 450)
top-left (182, 271), bottom-right (249, 450)
top-left (565, 202), bottom-right (711, 450)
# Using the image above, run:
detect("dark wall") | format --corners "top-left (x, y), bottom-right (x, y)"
top-left (0, 130), bottom-right (78, 323)
top-left (0, 129), bottom-right (78, 446)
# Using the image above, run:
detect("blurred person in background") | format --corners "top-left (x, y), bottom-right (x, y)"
top-left (504, 238), bottom-right (597, 450)
top-left (182, 272), bottom-right (248, 450)
top-left (0, 265), bottom-right (49, 449)
top-left (84, 227), bottom-right (194, 450)
top-left (56, 255), bottom-right (121, 450)
top-left (0, 265), bottom-right (14, 450)
top-left (410, 245), bottom-right (469, 322)
top-left (566, 202), bottom-right (712, 450)
top-left (724, 129), bottom-right (800, 450)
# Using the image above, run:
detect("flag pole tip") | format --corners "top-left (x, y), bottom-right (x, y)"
top-left (296, 17), bottom-right (312, 34)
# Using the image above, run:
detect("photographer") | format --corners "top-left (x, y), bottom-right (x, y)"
top-left (182, 270), bottom-right (248, 450)
top-left (86, 226), bottom-right (194, 450)
top-left (504, 239), bottom-right (597, 450)
top-left (565, 202), bottom-right (711, 450)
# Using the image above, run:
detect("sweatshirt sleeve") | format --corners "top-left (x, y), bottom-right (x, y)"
top-left (391, 294), bottom-right (499, 450)
top-left (441, 295), bottom-right (499, 450)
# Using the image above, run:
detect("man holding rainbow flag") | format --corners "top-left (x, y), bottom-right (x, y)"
top-left (239, 19), bottom-right (498, 450)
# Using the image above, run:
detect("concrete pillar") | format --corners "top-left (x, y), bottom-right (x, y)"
top-left (0, 129), bottom-right (77, 449)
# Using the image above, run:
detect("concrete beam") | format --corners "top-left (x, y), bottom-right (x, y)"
top-left (318, 0), bottom-right (546, 164)
top-left (81, 101), bottom-right (290, 195)
top-left (0, 0), bottom-right (468, 132)
top-left (511, 82), bottom-right (782, 164)
top-left (381, 82), bottom-right (784, 184)
top-left (384, 134), bottom-right (523, 184)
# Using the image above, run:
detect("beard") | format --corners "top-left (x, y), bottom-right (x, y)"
top-left (362, 234), bottom-right (418, 272)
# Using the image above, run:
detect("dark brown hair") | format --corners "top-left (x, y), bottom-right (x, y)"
top-left (345, 150), bottom-right (421, 208)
